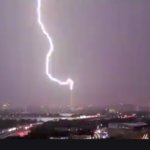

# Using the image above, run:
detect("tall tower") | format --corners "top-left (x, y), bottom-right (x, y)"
top-left (70, 90), bottom-right (74, 110)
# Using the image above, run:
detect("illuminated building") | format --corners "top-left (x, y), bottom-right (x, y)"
top-left (1, 103), bottom-right (10, 111)
top-left (108, 108), bottom-right (116, 113)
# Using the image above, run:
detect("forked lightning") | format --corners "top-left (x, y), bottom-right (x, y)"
top-left (37, 0), bottom-right (74, 90)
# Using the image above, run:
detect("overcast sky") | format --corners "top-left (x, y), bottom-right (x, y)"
top-left (0, 0), bottom-right (150, 107)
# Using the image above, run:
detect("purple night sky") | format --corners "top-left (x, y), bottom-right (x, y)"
top-left (0, 0), bottom-right (150, 107)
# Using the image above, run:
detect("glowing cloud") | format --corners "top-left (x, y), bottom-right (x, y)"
top-left (37, 0), bottom-right (74, 90)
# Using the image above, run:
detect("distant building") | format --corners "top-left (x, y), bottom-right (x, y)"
top-left (1, 103), bottom-right (10, 111)
top-left (70, 135), bottom-right (92, 139)
top-left (121, 104), bottom-right (136, 112)
top-left (108, 122), bottom-right (148, 139)
top-left (59, 113), bottom-right (72, 117)
top-left (108, 109), bottom-right (117, 113)
top-left (49, 137), bottom-right (69, 139)
top-left (108, 122), bottom-right (148, 129)
top-left (93, 126), bottom-right (109, 139)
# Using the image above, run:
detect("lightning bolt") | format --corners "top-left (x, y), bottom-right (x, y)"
top-left (37, 0), bottom-right (74, 90)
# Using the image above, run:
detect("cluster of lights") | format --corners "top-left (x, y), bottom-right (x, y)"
top-left (18, 131), bottom-right (30, 137)
top-left (142, 134), bottom-right (149, 140)
top-left (119, 114), bottom-right (136, 119)
top-left (8, 127), bottom-right (17, 132)
top-left (94, 127), bottom-right (109, 139)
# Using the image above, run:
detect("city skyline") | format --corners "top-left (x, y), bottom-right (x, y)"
top-left (0, 0), bottom-right (150, 106)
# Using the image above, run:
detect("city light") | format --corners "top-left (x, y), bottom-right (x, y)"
top-left (37, 0), bottom-right (74, 90)
top-left (8, 127), bottom-right (17, 132)
top-left (142, 134), bottom-right (149, 140)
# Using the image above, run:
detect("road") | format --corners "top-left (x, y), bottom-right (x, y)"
top-left (0, 123), bottom-right (42, 139)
